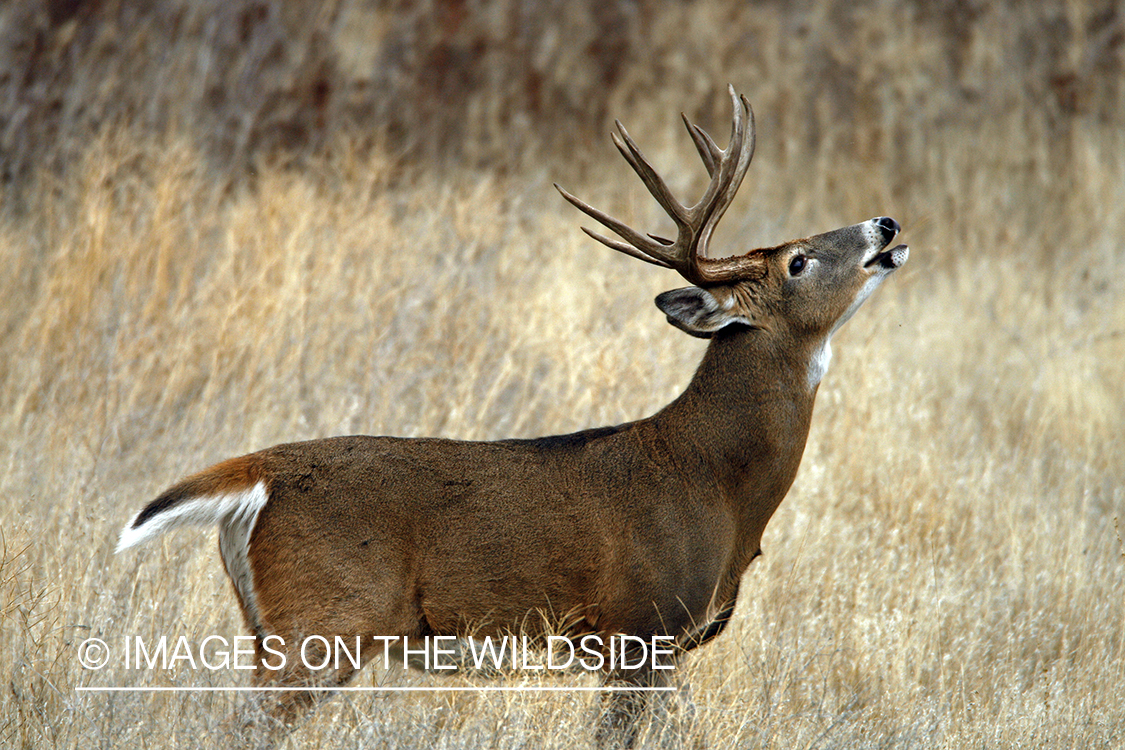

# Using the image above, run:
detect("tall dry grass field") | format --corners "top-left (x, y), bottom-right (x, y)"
top-left (2, 1), bottom-right (1123, 748)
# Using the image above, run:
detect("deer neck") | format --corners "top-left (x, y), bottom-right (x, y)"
top-left (651, 326), bottom-right (820, 541)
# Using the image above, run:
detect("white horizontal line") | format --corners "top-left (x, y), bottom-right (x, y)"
top-left (77, 686), bottom-right (676, 693)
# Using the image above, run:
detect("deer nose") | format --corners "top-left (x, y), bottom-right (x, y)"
top-left (873, 216), bottom-right (900, 241)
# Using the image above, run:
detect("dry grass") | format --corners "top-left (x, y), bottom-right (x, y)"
top-left (2, 1), bottom-right (1124, 748)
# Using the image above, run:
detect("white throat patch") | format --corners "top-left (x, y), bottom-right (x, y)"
top-left (808, 338), bottom-right (833, 389)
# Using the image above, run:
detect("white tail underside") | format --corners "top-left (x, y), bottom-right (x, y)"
top-left (117, 482), bottom-right (268, 631)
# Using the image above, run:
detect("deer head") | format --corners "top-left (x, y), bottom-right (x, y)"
top-left (557, 86), bottom-right (908, 385)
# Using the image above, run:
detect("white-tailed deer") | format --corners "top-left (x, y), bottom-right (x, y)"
top-left (117, 86), bottom-right (907, 747)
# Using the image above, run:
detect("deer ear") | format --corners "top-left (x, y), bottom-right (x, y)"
top-left (655, 287), bottom-right (753, 338)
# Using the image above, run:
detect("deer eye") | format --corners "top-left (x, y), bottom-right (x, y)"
top-left (788, 254), bottom-right (808, 276)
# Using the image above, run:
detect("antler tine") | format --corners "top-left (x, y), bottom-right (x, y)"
top-left (555, 183), bottom-right (674, 267)
top-left (557, 85), bottom-right (761, 287)
top-left (682, 87), bottom-right (754, 184)
top-left (676, 86), bottom-right (744, 259)
top-left (610, 123), bottom-right (691, 235)
top-left (683, 113), bottom-right (721, 178)
top-left (693, 90), bottom-right (756, 258)
top-left (716, 93), bottom-right (755, 214)
top-left (580, 227), bottom-right (674, 268)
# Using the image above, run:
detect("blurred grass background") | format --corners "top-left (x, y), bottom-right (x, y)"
top-left (1, 0), bottom-right (1123, 747)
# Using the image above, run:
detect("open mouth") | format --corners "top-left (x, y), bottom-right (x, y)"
top-left (865, 243), bottom-right (910, 270)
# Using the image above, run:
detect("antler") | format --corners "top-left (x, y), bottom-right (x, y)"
top-left (556, 85), bottom-right (763, 287)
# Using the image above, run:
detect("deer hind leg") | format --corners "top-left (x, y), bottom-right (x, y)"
top-left (217, 567), bottom-right (416, 745)
top-left (219, 635), bottom-right (368, 749)
top-left (217, 487), bottom-right (427, 744)
top-left (219, 603), bottom-right (426, 747)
